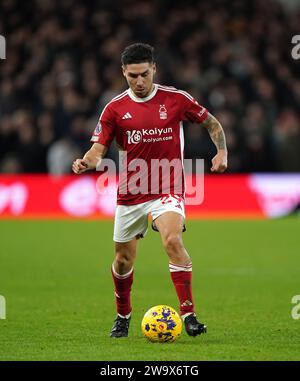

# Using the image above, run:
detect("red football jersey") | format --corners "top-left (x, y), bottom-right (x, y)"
top-left (91, 84), bottom-right (208, 205)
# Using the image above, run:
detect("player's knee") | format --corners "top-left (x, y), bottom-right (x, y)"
top-left (114, 252), bottom-right (134, 272)
top-left (163, 234), bottom-right (183, 254)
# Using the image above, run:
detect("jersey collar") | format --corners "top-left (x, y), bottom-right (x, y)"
top-left (127, 84), bottom-right (158, 103)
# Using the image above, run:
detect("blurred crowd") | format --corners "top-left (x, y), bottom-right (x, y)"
top-left (0, 0), bottom-right (300, 174)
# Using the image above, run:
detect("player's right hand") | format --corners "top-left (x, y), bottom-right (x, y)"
top-left (72, 159), bottom-right (89, 174)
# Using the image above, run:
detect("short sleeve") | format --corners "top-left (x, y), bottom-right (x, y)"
top-left (179, 91), bottom-right (208, 124)
top-left (90, 104), bottom-right (116, 147)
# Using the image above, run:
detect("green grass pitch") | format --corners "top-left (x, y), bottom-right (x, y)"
top-left (0, 218), bottom-right (299, 361)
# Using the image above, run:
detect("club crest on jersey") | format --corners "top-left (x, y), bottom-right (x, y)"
top-left (126, 130), bottom-right (142, 144)
top-left (94, 121), bottom-right (102, 135)
top-left (159, 104), bottom-right (167, 120)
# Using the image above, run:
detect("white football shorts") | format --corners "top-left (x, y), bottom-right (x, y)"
top-left (113, 194), bottom-right (185, 243)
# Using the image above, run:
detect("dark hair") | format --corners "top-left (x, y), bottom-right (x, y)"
top-left (121, 43), bottom-right (154, 65)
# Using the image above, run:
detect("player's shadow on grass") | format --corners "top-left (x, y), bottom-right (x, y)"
top-left (175, 337), bottom-right (226, 345)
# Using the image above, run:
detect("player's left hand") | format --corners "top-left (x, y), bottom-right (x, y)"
top-left (211, 150), bottom-right (228, 173)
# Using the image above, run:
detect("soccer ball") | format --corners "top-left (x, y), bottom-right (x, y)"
top-left (141, 305), bottom-right (182, 343)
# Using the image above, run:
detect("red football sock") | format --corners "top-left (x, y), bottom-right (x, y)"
top-left (169, 262), bottom-right (195, 317)
top-left (111, 265), bottom-right (133, 317)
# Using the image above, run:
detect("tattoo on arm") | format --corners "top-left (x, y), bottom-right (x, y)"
top-left (202, 114), bottom-right (227, 151)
